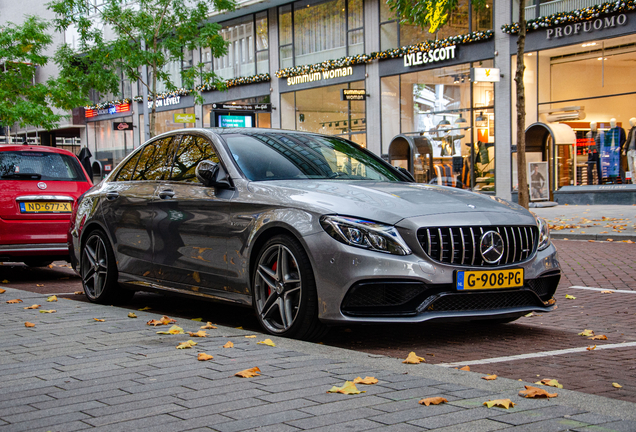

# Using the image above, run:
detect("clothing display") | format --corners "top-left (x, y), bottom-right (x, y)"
top-left (601, 127), bottom-right (625, 179)
top-left (586, 131), bottom-right (602, 185)
top-left (624, 127), bottom-right (636, 184)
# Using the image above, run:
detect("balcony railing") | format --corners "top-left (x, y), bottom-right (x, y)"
top-left (525, 0), bottom-right (602, 20)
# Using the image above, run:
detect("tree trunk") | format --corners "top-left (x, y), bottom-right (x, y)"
top-left (150, 38), bottom-right (158, 138)
top-left (515, 0), bottom-right (528, 209)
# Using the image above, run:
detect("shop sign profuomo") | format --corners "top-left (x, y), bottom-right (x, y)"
top-left (546, 14), bottom-right (628, 40)
top-left (403, 45), bottom-right (457, 67)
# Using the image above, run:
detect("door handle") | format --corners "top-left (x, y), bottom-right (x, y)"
top-left (106, 191), bottom-right (119, 200)
top-left (158, 190), bottom-right (175, 200)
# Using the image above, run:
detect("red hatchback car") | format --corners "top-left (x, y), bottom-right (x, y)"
top-left (0, 145), bottom-right (93, 266)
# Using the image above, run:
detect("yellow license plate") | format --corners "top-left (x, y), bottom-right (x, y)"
top-left (19, 202), bottom-right (72, 213)
top-left (456, 268), bottom-right (524, 290)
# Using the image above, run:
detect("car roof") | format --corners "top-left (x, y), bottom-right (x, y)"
top-left (0, 145), bottom-right (79, 157)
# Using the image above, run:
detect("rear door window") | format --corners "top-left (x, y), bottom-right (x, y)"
top-left (0, 151), bottom-right (86, 181)
top-left (115, 152), bottom-right (141, 182)
top-left (169, 135), bottom-right (219, 182)
top-left (132, 137), bottom-right (177, 181)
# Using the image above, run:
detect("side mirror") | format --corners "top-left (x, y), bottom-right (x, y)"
top-left (397, 167), bottom-right (416, 182)
top-left (195, 160), bottom-right (232, 189)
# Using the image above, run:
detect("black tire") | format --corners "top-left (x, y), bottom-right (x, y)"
top-left (252, 234), bottom-right (328, 341)
top-left (80, 229), bottom-right (134, 304)
top-left (23, 260), bottom-right (53, 267)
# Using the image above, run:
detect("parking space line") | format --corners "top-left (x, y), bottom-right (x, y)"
top-left (437, 341), bottom-right (636, 367)
top-left (568, 286), bottom-right (636, 294)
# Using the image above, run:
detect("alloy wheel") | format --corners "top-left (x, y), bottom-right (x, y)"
top-left (81, 234), bottom-right (109, 299)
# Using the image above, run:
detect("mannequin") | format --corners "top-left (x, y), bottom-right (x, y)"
top-left (601, 118), bottom-right (626, 183)
top-left (622, 117), bottom-right (636, 184)
top-left (586, 121), bottom-right (602, 185)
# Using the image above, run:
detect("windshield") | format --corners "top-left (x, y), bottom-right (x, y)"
top-left (0, 151), bottom-right (85, 181)
top-left (223, 132), bottom-right (402, 182)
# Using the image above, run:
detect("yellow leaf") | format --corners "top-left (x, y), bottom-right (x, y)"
top-left (587, 345), bottom-right (596, 351)
top-left (160, 315), bottom-right (177, 325)
top-left (459, 365), bottom-right (470, 371)
top-left (418, 397), bottom-right (448, 406)
top-left (128, 312), bottom-right (137, 318)
top-left (24, 322), bottom-right (35, 327)
top-left (257, 338), bottom-right (276, 347)
top-left (138, 306), bottom-right (152, 311)
top-left (24, 304), bottom-right (41, 309)
top-left (524, 312), bottom-right (534, 317)
top-left (157, 325), bottom-right (184, 335)
top-left (612, 382), bottom-right (623, 388)
top-left (327, 381), bottom-right (365, 395)
top-left (6, 299), bottom-right (23, 304)
top-left (519, 385), bottom-right (557, 398)
top-left (40, 309), bottom-right (56, 313)
top-left (601, 290), bottom-right (614, 294)
top-left (176, 340), bottom-right (197, 349)
top-left (589, 335), bottom-right (607, 340)
top-left (74, 291), bottom-right (83, 295)
top-left (192, 271), bottom-right (201, 283)
top-left (236, 326), bottom-right (243, 329)
top-left (483, 399), bottom-right (515, 409)
top-left (93, 318), bottom-right (105, 322)
top-left (200, 322), bottom-right (217, 329)
top-left (198, 353), bottom-right (214, 361)
top-left (578, 329), bottom-right (594, 337)
top-left (245, 335), bottom-right (256, 338)
top-left (191, 317), bottom-right (203, 321)
top-left (0, 288), bottom-right (5, 293)
top-left (482, 374), bottom-right (497, 380)
top-left (565, 294), bottom-right (576, 300)
top-left (402, 352), bottom-right (425, 364)
top-left (353, 376), bottom-right (378, 385)
top-left (235, 367), bottom-right (261, 378)
top-left (187, 330), bottom-right (208, 337)
top-left (535, 379), bottom-right (563, 389)
top-left (47, 295), bottom-right (57, 302)
top-left (223, 341), bottom-right (234, 348)
top-left (36, 284), bottom-right (44, 287)
top-left (2, 280), bottom-right (9, 284)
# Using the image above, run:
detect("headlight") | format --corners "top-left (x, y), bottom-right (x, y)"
top-left (536, 216), bottom-right (551, 251)
top-left (320, 216), bottom-right (412, 256)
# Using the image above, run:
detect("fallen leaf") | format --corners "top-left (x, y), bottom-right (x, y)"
top-left (482, 374), bottom-right (497, 380)
top-left (235, 367), bottom-right (261, 378)
top-left (607, 239), bottom-right (614, 242)
top-left (483, 399), bottom-right (515, 409)
top-left (419, 397), bottom-right (448, 406)
top-left (187, 330), bottom-right (208, 337)
top-left (403, 352), bottom-right (425, 364)
top-left (197, 353), bottom-right (214, 361)
top-left (589, 335), bottom-right (607, 340)
top-left (1, 280), bottom-right (9, 284)
top-left (200, 322), bottom-right (217, 329)
top-left (257, 338), bottom-right (276, 347)
top-left (459, 366), bottom-right (470, 371)
top-left (6, 299), bottom-right (23, 304)
top-left (24, 304), bottom-right (41, 309)
top-left (612, 382), bottom-right (623, 388)
top-left (40, 309), bottom-right (56, 313)
top-left (74, 291), bottom-right (83, 295)
top-left (245, 335), bottom-right (256, 338)
top-left (176, 340), bottom-right (197, 349)
top-left (535, 379), bottom-right (563, 389)
top-left (191, 317), bottom-right (203, 321)
top-left (236, 326), bottom-right (243, 329)
top-left (143, 271), bottom-right (150, 276)
top-left (192, 271), bottom-right (201, 283)
top-left (565, 294), bottom-right (576, 300)
top-left (128, 312), bottom-right (137, 318)
top-left (587, 345), bottom-right (596, 351)
top-left (36, 284), bottom-right (44, 287)
top-left (601, 290), bottom-right (614, 294)
top-left (24, 322), bottom-right (35, 327)
top-left (578, 329), bottom-right (594, 337)
top-left (138, 306), bottom-right (152, 311)
top-left (327, 381), bottom-right (365, 395)
top-left (0, 288), bottom-right (5, 294)
top-left (353, 376), bottom-right (378, 385)
top-left (93, 318), bottom-right (105, 322)
top-left (46, 295), bottom-right (57, 302)
top-left (519, 385), bottom-right (557, 398)
top-left (157, 325), bottom-right (184, 335)
top-left (525, 312), bottom-right (534, 317)
top-left (160, 315), bottom-right (177, 325)
top-left (223, 341), bottom-right (234, 348)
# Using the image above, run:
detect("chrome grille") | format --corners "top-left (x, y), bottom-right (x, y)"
top-left (417, 225), bottom-right (538, 266)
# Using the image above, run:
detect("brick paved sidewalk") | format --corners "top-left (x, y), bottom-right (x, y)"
top-left (1, 287), bottom-right (635, 432)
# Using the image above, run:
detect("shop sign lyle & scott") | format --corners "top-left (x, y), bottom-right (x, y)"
top-left (403, 45), bottom-right (457, 68)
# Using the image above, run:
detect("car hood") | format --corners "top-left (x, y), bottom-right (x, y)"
top-left (247, 180), bottom-right (532, 225)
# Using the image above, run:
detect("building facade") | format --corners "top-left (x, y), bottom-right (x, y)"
top-left (3, 0), bottom-right (636, 203)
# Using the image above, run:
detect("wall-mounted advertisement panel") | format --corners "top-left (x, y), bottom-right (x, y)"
top-left (213, 112), bottom-right (256, 128)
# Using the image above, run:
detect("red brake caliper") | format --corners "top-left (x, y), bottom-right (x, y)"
top-left (268, 261), bottom-right (277, 296)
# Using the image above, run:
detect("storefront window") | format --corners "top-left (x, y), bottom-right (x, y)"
top-left (280, 81), bottom-right (366, 146)
top-left (87, 116), bottom-right (134, 178)
top-left (279, 0), bottom-right (364, 68)
top-left (381, 61), bottom-right (494, 191)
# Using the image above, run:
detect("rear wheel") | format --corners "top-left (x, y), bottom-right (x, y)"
top-left (81, 229), bottom-right (133, 304)
top-left (252, 235), bottom-right (328, 341)
top-left (23, 260), bottom-right (53, 267)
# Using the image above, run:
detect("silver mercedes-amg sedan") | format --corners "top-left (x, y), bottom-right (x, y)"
top-left (69, 128), bottom-right (560, 340)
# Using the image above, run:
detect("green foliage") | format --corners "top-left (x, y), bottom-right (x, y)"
top-left (47, 0), bottom-right (236, 136)
top-left (385, 0), bottom-right (487, 33)
top-left (0, 15), bottom-right (85, 133)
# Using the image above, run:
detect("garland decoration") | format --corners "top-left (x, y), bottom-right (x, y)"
top-left (501, 0), bottom-right (636, 34)
top-left (84, 98), bottom-right (132, 110)
top-left (196, 73), bottom-right (270, 91)
top-left (276, 55), bottom-right (375, 79)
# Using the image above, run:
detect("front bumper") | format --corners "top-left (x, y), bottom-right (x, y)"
top-left (305, 231), bottom-right (560, 324)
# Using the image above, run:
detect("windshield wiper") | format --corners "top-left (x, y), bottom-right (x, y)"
top-left (0, 173), bottom-right (42, 179)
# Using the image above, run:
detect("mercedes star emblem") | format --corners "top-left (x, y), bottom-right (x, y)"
top-left (37, 182), bottom-right (47, 190)
top-left (480, 231), bottom-right (504, 264)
